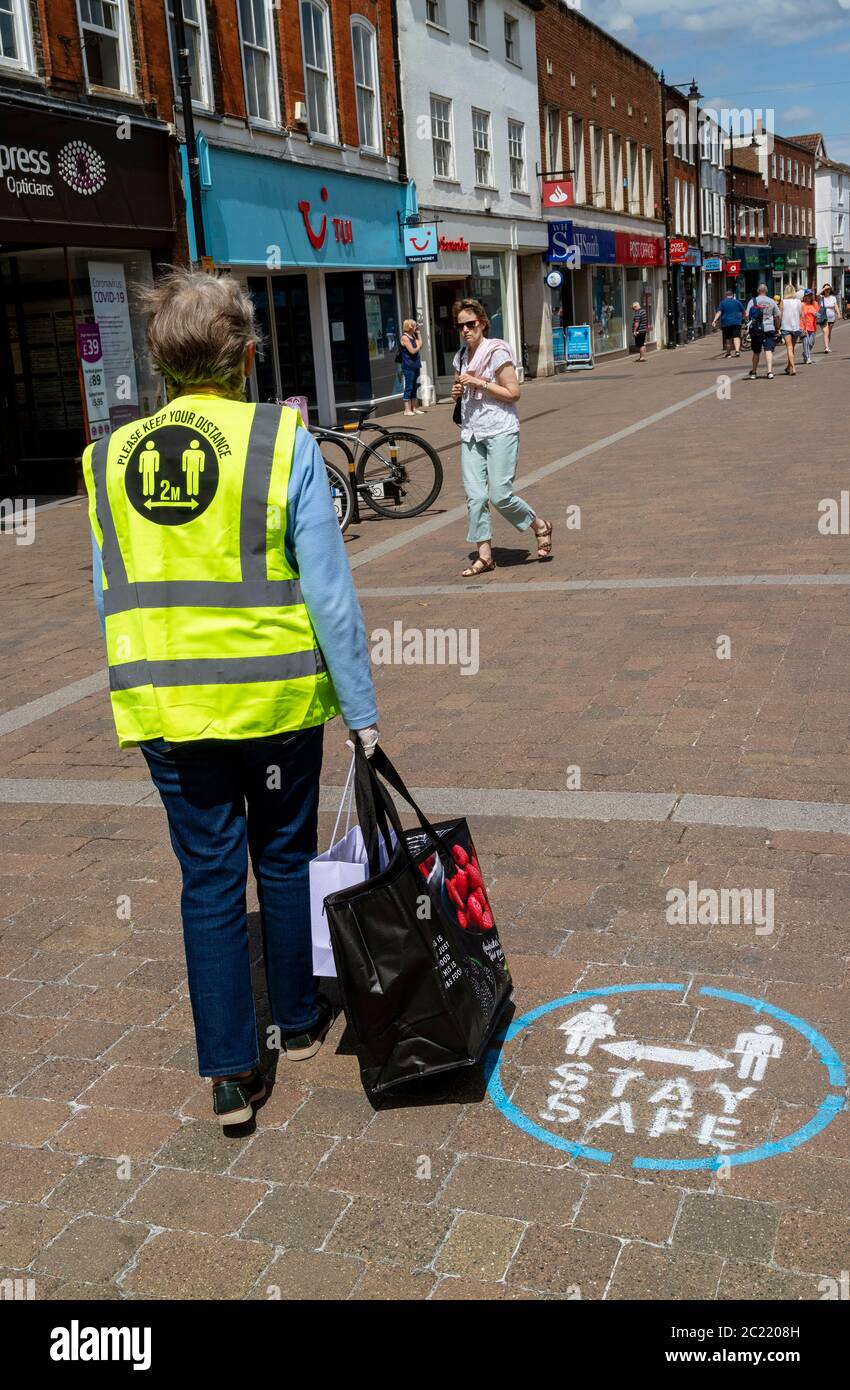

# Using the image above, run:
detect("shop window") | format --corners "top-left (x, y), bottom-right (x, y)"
top-left (77, 0), bottom-right (134, 94)
top-left (471, 253), bottom-right (505, 339)
top-left (166, 0), bottom-right (213, 109)
top-left (472, 108), bottom-right (492, 187)
top-left (325, 271), bottom-right (399, 404)
top-left (0, 247), bottom-right (161, 493)
top-left (610, 132), bottom-right (623, 211)
top-left (0, 0), bottom-right (35, 72)
top-left (570, 115), bottom-right (584, 203)
top-left (642, 146), bottom-right (653, 217)
top-left (546, 106), bottom-right (562, 176)
top-left (508, 119), bottom-right (526, 193)
top-left (247, 273), bottom-right (317, 408)
top-left (627, 140), bottom-right (638, 214)
top-left (591, 266), bottom-right (624, 355)
top-left (590, 124), bottom-right (605, 207)
top-left (351, 18), bottom-right (381, 153)
top-left (239, 0), bottom-right (279, 124)
top-left (431, 95), bottom-right (453, 179)
top-left (300, 0), bottom-right (335, 139)
top-left (504, 14), bottom-right (519, 64)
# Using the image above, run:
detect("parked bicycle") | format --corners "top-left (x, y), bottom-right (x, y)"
top-left (314, 404), bottom-right (443, 534)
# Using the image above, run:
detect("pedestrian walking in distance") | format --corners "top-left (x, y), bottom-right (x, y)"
top-left (399, 318), bottom-right (424, 415)
top-left (712, 288), bottom-right (744, 357)
top-left (82, 268), bottom-right (380, 1128)
top-left (451, 297), bottom-right (552, 577)
top-left (800, 289), bottom-right (818, 364)
top-left (745, 283), bottom-right (781, 380)
top-left (780, 285), bottom-right (803, 376)
top-left (631, 301), bottom-right (648, 362)
top-left (818, 283), bottom-right (838, 352)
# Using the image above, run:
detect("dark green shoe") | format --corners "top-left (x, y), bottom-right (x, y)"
top-left (282, 996), bottom-right (334, 1061)
top-left (211, 1069), bottom-right (266, 1127)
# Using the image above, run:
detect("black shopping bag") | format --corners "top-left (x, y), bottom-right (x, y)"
top-left (324, 745), bottom-right (512, 1098)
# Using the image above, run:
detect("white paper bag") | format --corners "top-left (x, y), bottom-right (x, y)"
top-left (310, 758), bottom-right (394, 977)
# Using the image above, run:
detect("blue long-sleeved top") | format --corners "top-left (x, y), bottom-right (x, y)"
top-left (91, 424), bottom-right (378, 730)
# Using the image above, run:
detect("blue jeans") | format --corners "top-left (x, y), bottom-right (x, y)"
top-left (141, 725), bottom-right (324, 1076)
top-left (401, 364), bottom-right (420, 401)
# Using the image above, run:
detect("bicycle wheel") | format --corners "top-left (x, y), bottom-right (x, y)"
top-left (355, 430), bottom-right (443, 518)
top-left (322, 457), bottom-right (354, 533)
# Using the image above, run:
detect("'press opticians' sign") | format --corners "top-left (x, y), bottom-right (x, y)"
top-left (0, 107), bottom-right (173, 246)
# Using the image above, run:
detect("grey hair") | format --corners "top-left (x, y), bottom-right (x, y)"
top-left (757, 282), bottom-right (768, 294)
top-left (138, 266), bottom-right (261, 398)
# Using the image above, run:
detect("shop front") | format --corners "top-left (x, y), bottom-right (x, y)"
top-left (670, 246), bottom-right (703, 342)
top-left (770, 242), bottom-right (813, 296)
top-left (413, 215), bottom-right (545, 400)
top-left (0, 99), bottom-right (177, 495)
top-left (734, 245), bottom-right (774, 301)
top-left (545, 221), bottom-right (664, 358)
top-left (702, 257), bottom-right (724, 322)
top-left (186, 144), bottom-right (408, 426)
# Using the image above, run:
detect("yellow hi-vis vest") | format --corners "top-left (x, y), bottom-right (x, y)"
top-left (82, 395), bottom-right (340, 748)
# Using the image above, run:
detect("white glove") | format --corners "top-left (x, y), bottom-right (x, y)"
top-left (346, 724), bottom-right (379, 759)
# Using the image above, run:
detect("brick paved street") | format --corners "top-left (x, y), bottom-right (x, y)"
top-left (1, 330), bottom-right (849, 1302)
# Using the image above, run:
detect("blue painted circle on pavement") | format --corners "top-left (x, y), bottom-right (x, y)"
top-left (485, 983), bottom-right (845, 1170)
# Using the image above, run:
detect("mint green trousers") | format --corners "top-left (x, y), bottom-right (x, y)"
top-left (460, 432), bottom-right (535, 543)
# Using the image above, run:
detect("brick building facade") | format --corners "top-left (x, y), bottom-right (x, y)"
top-left (536, 0), bottom-right (666, 360)
top-left (768, 135), bottom-right (816, 293)
top-left (0, 0), bottom-right (183, 495)
top-left (166, 0), bottom-right (408, 425)
top-left (663, 84), bottom-right (701, 341)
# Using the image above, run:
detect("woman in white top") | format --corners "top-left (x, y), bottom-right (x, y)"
top-left (451, 298), bottom-right (552, 577)
top-left (780, 286), bottom-right (803, 375)
top-left (819, 284), bottom-right (838, 353)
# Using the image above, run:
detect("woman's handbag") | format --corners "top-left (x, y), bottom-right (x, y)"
top-left (816, 299), bottom-right (829, 326)
top-left (452, 346), bottom-right (466, 425)
top-left (324, 746), bottom-right (512, 1098)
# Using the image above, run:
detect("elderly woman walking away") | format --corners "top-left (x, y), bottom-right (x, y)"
top-left (450, 298), bottom-right (552, 578)
top-left (82, 269), bottom-right (379, 1128)
top-left (399, 318), bottom-right (424, 416)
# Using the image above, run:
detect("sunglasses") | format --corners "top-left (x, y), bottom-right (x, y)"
top-left (458, 320), bottom-right (479, 332)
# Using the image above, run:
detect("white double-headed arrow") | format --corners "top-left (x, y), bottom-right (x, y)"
top-left (599, 1040), bottom-right (732, 1072)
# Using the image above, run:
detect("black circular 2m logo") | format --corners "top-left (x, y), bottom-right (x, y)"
top-left (124, 426), bottom-right (219, 526)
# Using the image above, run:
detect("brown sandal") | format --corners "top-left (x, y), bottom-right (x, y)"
top-left (534, 519), bottom-right (553, 560)
top-left (462, 556), bottom-right (496, 578)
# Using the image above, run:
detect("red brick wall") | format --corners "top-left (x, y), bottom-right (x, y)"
top-left (769, 137), bottom-right (815, 242)
top-left (536, 0), bottom-right (663, 221)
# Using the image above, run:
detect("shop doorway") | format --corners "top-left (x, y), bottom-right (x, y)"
top-left (430, 278), bottom-right (467, 382)
top-left (247, 273), bottom-right (317, 408)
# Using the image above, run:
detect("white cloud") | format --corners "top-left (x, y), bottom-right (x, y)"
top-left (588, 0), bottom-right (850, 45)
top-left (782, 105), bottom-right (815, 122)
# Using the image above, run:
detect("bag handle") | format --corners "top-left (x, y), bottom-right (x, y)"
top-left (354, 744), bottom-right (455, 878)
top-left (329, 754), bottom-right (356, 848)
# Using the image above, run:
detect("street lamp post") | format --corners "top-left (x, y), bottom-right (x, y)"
top-left (660, 73), bottom-right (677, 349)
top-left (173, 0), bottom-right (207, 264)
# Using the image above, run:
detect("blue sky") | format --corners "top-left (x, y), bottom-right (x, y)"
top-left (584, 0), bottom-right (850, 161)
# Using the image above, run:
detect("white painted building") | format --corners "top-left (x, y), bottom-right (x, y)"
top-left (814, 149), bottom-right (849, 302)
top-left (396, 0), bottom-right (548, 400)
top-left (698, 113), bottom-right (728, 325)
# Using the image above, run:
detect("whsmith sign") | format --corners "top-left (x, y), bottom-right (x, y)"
top-left (0, 104), bottom-right (174, 248)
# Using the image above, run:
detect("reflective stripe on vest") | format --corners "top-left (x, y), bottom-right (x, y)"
top-left (83, 398), bottom-right (340, 746)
